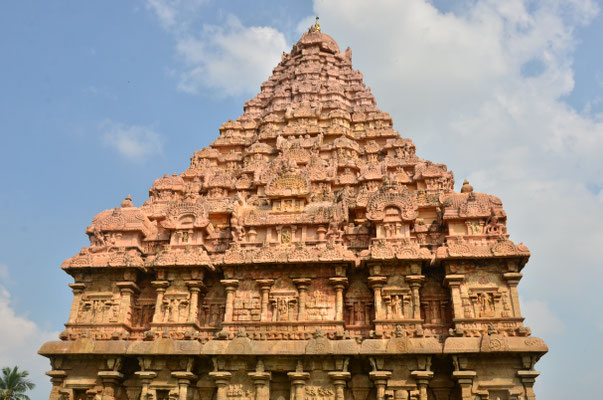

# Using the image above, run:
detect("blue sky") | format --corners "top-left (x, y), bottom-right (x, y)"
top-left (1, 1), bottom-right (602, 399)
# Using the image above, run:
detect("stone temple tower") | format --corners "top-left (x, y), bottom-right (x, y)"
top-left (40, 23), bottom-right (547, 400)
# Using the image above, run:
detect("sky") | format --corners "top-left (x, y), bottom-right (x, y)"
top-left (0, 0), bottom-right (602, 398)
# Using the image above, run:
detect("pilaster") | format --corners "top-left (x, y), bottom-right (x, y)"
top-left (329, 277), bottom-right (348, 321)
top-left (328, 371), bottom-right (351, 400)
top-left (67, 283), bottom-right (86, 323)
top-left (369, 370), bottom-right (392, 400)
top-left (293, 278), bottom-right (311, 321)
top-left (220, 279), bottom-right (239, 323)
top-left (504, 272), bottom-right (523, 318)
top-left (411, 370), bottom-right (434, 400)
top-left (406, 275), bottom-right (425, 320)
top-left (444, 275), bottom-right (465, 319)
top-left (257, 279), bottom-right (275, 321)
top-left (517, 370), bottom-right (540, 400)
top-left (452, 370), bottom-right (476, 400)
top-left (151, 280), bottom-right (169, 323)
top-left (208, 371), bottom-right (232, 400)
top-left (368, 276), bottom-right (388, 320)
top-left (185, 280), bottom-right (204, 324)
top-left (288, 369), bottom-right (310, 400)
top-left (171, 371), bottom-right (197, 400)
top-left (116, 281), bottom-right (139, 325)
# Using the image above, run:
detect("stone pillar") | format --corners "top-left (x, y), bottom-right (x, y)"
top-left (328, 371), bottom-right (351, 400)
top-left (503, 273), bottom-right (523, 317)
top-left (329, 277), bottom-right (348, 321)
top-left (116, 281), bottom-right (139, 325)
top-left (452, 371), bottom-right (476, 400)
top-left (248, 371), bottom-right (271, 400)
top-left (411, 371), bottom-right (434, 400)
top-left (257, 279), bottom-right (274, 322)
top-left (293, 278), bottom-right (311, 321)
top-left (208, 371), bottom-right (232, 400)
top-left (369, 277), bottom-right (387, 320)
top-left (98, 371), bottom-right (123, 400)
top-left (406, 275), bottom-right (425, 320)
top-left (220, 279), bottom-right (239, 323)
top-left (67, 283), bottom-right (86, 323)
top-left (517, 370), bottom-right (540, 400)
top-left (444, 275), bottom-right (464, 319)
top-left (46, 370), bottom-right (67, 400)
top-left (369, 371), bottom-right (392, 400)
top-left (171, 371), bottom-right (197, 400)
top-left (288, 370), bottom-right (310, 400)
top-left (186, 280), bottom-right (204, 324)
top-left (135, 371), bottom-right (156, 400)
top-left (151, 280), bottom-right (169, 323)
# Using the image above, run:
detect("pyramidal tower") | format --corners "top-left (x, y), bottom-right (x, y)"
top-left (40, 23), bottom-right (547, 400)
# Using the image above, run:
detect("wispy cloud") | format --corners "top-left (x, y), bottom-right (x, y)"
top-left (145, 0), bottom-right (209, 33)
top-left (101, 120), bottom-right (164, 162)
top-left (175, 15), bottom-right (288, 96)
top-left (146, 2), bottom-right (289, 96)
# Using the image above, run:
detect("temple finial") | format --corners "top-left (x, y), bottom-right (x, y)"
top-left (315, 16), bottom-right (321, 32)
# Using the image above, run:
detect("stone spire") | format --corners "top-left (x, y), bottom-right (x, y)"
top-left (45, 26), bottom-right (546, 400)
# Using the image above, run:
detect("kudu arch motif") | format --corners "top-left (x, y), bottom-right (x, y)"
top-left (41, 22), bottom-right (545, 400)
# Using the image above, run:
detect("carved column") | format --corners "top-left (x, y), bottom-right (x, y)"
top-left (186, 280), bottom-right (204, 324)
top-left (328, 371), bottom-right (351, 400)
top-left (444, 275), bottom-right (464, 319)
top-left (288, 370), bottom-right (310, 400)
top-left (406, 275), bottom-right (425, 320)
top-left (98, 371), bottom-right (123, 400)
top-left (369, 371), bottom-right (392, 400)
top-left (208, 371), bottom-right (232, 400)
top-left (151, 280), bottom-right (169, 323)
top-left (116, 281), bottom-right (139, 325)
top-left (329, 277), bottom-right (348, 321)
top-left (503, 273), bottom-right (523, 317)
top-left (293, 278), bottom-right (311, 321)
top-left (135, 371), bottom-right (156, 400)
top-left (171, 371), bottom-right (197, 400)
top-left (220, 279), bottom-right (239, 323)
top-left (452, 371), bottom-right (476, 400)
top-left (248, 371), bottom-right (271, 400)
top-left (517, 370), bottom-right (539, 400)
top-left (368, 276), bottom-right (387, 320)
top-left (257, 279), bottom-right (274, 322)
top-left (46, 370), bottom-right (67, 400)
top-left (411, 371), bottom-right (434, 400)
top-left (67, 283), bottom-right (86, 323)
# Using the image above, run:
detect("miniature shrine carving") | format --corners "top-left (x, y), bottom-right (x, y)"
top-left (41, 22), bottom-right (546, 400)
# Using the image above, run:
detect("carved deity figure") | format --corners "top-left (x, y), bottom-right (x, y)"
top-left (485, 214), bottom-right (506, 235)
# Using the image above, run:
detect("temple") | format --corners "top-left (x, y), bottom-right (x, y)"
top-left (40, 23), bottom-right (547, 400)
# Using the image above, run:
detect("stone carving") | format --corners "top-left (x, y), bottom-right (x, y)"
top-left (43, 23), bottom-right (546, 400)
top-left (233, 280), bottom-right (261, 321)
top-left (269, 278), bottom-right (299, 322)
top-left (77, 294), bottom-right (119, 324)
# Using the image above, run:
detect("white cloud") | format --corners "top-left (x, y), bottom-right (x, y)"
top-left (145, 1), bottom-right (289, 97)
top-left (101, 121), bottom-right (164, 162)
top-left (145, 0), bottom-right (208, 33)
top-left (174, 15), bottom-right (289, 96)
top-left (0, 270), bottom-right (59, 400)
